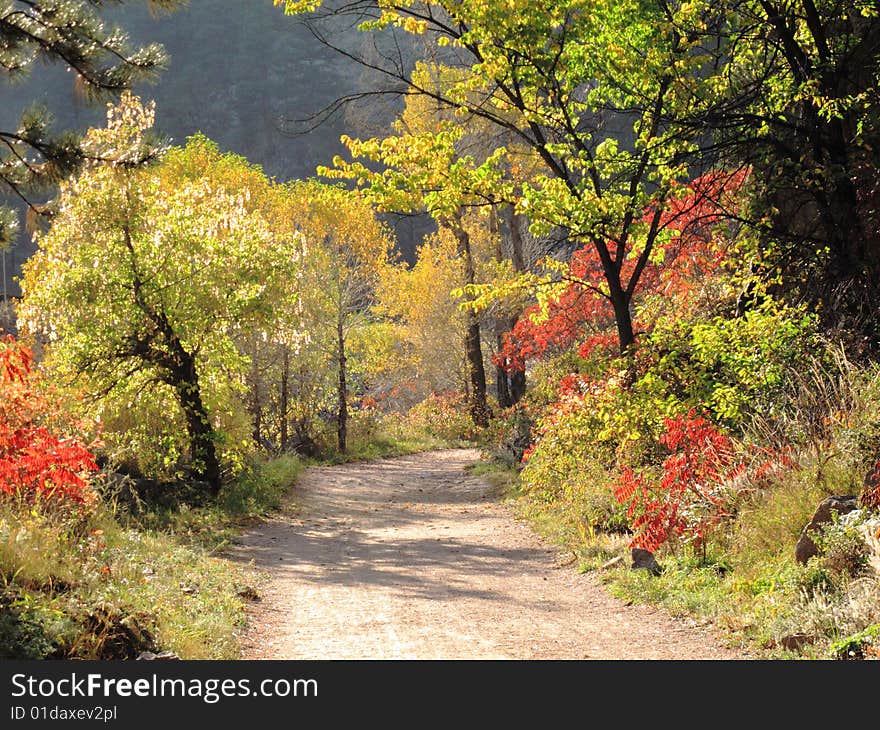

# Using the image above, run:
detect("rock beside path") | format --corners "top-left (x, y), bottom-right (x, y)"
top-left (795, 495), bottom-right (860, 564)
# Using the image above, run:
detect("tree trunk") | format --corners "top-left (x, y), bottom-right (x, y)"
top-left (448, 215), bottom-right (490, 427)
top-left (464, 318), bottom-right (490, 426)
top-left (606, 267), bottom-right (636, 354)
top-left (121, 224), bottom-right (221, 492)
top-left (250, 358), bottom-right (262, 447)
top-left (495, 347), bottom-right (512, 409)
top-left (510, 367), bottom-right (526, 404)
top-left (490, 208), bottom-right (513, 409)
top-left (506, 207), bottom-right (527, 273)
top-left (337, 317), bottom-right (348, 453)
top-left (755, 5), bottom-right (879, 340)
top-left (821, 118), bottom-right (873, 299)
top-left (280, 346), bottom-right (289, 451)
top-left (503, 207), bottom-right (527, 404)
top-left (168, 350), bottom-right (221, 493)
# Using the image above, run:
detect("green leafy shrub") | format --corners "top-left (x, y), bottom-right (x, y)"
top-left (829, 623), bottom-right (880, 660)
top-left (86, 370), bottom-right (254, 483)
top-left (645, 299), bottom-right (819, 428)
top-left (814, 512), bottom-right (870, 580)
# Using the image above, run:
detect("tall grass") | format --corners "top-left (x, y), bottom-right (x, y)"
top-left (0, 503), bottom-right (251, 659)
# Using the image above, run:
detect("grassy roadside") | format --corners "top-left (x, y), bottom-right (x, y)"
top-left (0, 455), bottom-right (303, 660)
top-left (126, 455), bottom-right (305, 553)
top-left (470, 458), bottom-right (880, 660)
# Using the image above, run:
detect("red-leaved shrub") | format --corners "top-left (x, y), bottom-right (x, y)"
top-left (614, 411), bottom-right (739, 551)
top-left (0, 335), bottom-right (97, 508)
top-left (614, 410), bottom-right (793, 551)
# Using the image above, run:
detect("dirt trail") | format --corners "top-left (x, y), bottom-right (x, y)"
top-left (231, 449), bottom-right (745, 659)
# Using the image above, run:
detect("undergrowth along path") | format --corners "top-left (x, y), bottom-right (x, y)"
top-left (231, 449), bottom-right (745, 659)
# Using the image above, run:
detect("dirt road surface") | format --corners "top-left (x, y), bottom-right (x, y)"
top-left (231, 449), bottom-right (744, 659)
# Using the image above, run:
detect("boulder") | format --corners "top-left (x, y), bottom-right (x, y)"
top-left (631, 548), bottom-right (662, 576)
top-left (137, 651), bottom-right (180, 661)
top-left (780, 633), bottom-right (815, 651)
top-left (794, 495), bottom-right (859, 564)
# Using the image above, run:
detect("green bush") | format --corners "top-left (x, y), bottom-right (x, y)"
top-left (645, 299), bottom-right (819, 429)
top-left (220, 454), bottom-right (303, 515)
top-left (814, 512), bottom-right (870, 581)
top-left (829, 623), bottom-right (880, 660)
top-left (85, 370), bottom-right (254, 483)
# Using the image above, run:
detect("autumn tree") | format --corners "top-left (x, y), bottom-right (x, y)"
top-left (283, 182), bottom-right (395, 453)
top-left (277, 0), bottom-right (729, 356)
top-left (236, 211), bottom-right (329, 457)
top-left (378, 228), bottom-right (470, 401)
top-left (496, 173), bottom-right (746, 375)
top-left (320, 62), bottom-right (521, 425)
top-left (18, 96), bottom-right (290, 492)
top-left (698, 1), bottom-right (880, 347)
top-left (0, 1), bottom-right (180, 244)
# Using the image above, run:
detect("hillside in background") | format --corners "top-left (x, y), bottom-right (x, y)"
top-left (0, 0), bottom-right (424, 298)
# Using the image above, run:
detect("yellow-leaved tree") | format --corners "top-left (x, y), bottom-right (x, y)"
top-left (18, 94), bottom-right (295, 491)
top-left (281, 182), bottom-right (396, 454)
top-left (377, 229), bottom-right (468, 399)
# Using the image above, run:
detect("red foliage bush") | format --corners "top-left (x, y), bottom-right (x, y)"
top-left (614, 409), bottom-right (793, 551)
top-left (0, 335), bottom-right (97, 508)
top-left (614, 411), bottom-right (740, 551)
